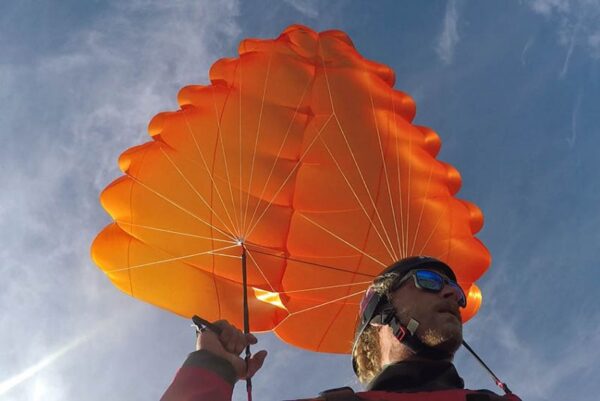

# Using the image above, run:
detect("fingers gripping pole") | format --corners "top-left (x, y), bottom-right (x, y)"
top-left (241, 246), bottom-right (253, 401)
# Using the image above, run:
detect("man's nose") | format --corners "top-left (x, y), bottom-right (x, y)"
top-left (440, 282), bottom-right (461, 304)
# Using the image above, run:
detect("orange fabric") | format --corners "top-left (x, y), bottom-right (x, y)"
top-left (91, 25), bottom-right (490, 353)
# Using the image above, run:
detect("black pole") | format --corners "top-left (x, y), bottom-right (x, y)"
top-left (241, 246), bottom-right (253, 401)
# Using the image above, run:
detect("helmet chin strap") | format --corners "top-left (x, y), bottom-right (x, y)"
top-left (381, 306), bottom-right (513, 395)
top-left (379, 306), bottom-right (452, 360)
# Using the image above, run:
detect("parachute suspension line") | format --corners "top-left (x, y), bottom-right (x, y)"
top-left (299, 213), bottom-right (387, 268)
top-left (238, 61), bottom-right (244, 240)
top-left (244, 79), bottom-right (311, 235)
top-left (158, 146), bottom-right (237, 237)
top-left (410, 163), bottom-right (435, 256)
top-left (245, 247), bottom-right (376, 278)
top-left (319, 46), bottom-right (398, 263)
top-left (242, 53), bottom-right (273, 234)
top-left (209, 252), bottom-right (242, 259)
top-left (182, 113), bottom-right (240, 237)
top-left (405, 121), bottom-right (413, 257)
top-left (462, 340), bottom-right (513, 396)
top-left (417, 205), bottom-right (449, 256)
top-left (107, 244), bottom-right (240, 273)
top-left (392, 97), bottom-right (407, 259)
top-left (285, 289), bottom-right (366, 317)
top-left (115, 221), bottom-right (236, 245)
top-left (210, 87), bottom-right (243, 236)
top-left (319, 138), bottom-right (397, 262)
top-left (366, 70), bottom-right (402, 263)
top-left (278, 280), bottom-right (372, 295)
top-left (124, 174), bottom-right (237, 242)
top-left (245, 248), bottom-right (277, 293)
top-left (244, 114), bottom-right (335, 239)
top-left (241, 246), bottom-right (253, 401)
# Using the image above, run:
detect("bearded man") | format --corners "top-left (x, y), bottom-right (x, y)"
top-left (161, 256), bottom-right (521, 401)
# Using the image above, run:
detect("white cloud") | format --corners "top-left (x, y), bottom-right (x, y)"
top-left (0, 333), bottom-right (90, 397)
top-left (527, 0), bottom-right (600, 69)
top-left (559, 18), bottom-right (579, 77)
top-left (436, 0), bottom-right (460, 65)
top-left (521, 36), bottom-right (535, 65)
top-left (567, 90), bottom-right (582, 146)
top-left (283, 0), bottom-right (319, 18)
top-left (529, 0), bottom-right (570, 15)
top-left (589, 30), bottom-right (600, 53)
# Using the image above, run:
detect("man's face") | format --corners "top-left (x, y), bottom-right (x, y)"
top-left (389, 269), bottom-right (464, 355)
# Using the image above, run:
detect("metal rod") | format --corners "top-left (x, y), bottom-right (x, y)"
top-left (241, 246), bottom-right (253, 400)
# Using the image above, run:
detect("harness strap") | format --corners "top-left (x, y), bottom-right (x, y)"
top-left (318, 387), bottom-right (362, 401)
top-left (295, 389), bottom-right (519, 401)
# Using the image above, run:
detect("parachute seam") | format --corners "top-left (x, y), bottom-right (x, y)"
top-left (212, 66), bottom-right (240, 320)
top-left (244, 76), bottom-right (312, 235)
top-left (366, 68), bottom-right (399, 262)
top-left (126, 159), bottom-right (135, 296)
top-left (318, 43), bottom-right (397, 262)
top-left (315, 115), bottom-right (391, 351)
top-left (410, 163), bottom-right (435, 255)
top-left (392, 100), bottom-right (407, 259)
top-left (210, 86), bottom-right (242, 236)
top-left (242, 52), bottom-right (274, 233)
top-left (181, 107), bottom-right (240, 237)
top-left (157, 146), bottom-right (237, 238)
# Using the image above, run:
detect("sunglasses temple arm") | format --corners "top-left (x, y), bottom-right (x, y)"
top-left (462, 340), bottom-right (513, 395)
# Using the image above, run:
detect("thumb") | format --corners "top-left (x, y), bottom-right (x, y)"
top-left (244, 350), bottom-right (268, 379)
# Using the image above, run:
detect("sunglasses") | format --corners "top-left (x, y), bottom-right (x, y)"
top-left (392, 269), bottom-right (467, 308)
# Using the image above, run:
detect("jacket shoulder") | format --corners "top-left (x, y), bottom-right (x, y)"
top-left (293, 388), bottom-right (521, 401)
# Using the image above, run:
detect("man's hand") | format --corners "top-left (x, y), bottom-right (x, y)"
top-left (196, 320), bottom-right (267, 381)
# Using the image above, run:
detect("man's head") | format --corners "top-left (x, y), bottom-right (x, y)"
top-left (352, 256), bottom-right (466, 384)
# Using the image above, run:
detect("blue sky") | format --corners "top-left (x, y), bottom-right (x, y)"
top-left (1, 1), bottom-right (599, 400)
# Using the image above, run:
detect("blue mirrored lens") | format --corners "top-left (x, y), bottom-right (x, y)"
top-left (414, 270), bottom-right (444, 290)
top-left (415, 270), bottom-right (466, 307)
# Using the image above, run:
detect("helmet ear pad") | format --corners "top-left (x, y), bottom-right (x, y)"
top-left (369, 302), bottom-right (396, 326)
top-left (371, 302), bottom-right (412, 340)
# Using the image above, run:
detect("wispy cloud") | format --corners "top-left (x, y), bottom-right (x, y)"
top-left (527, 0), bottom-right (600, 74)
top-left (529, 0), bottom-right (570, 15)
top-left (521, 36), bottom-right (535, 65)
top-left (567, 90), bottom-right (582, 147)
top-left (559, 16), bottom-right (580, 77)
top-left (0, 333), bottom-right (92, 396)
top-left (283, 0), bottom-right (319, 18)
top-left (436, 0), bottom-right (460, 65)
top-left (0, 1), bottom-right (241, 400)
top-left (470, 308), bottom-right (600, 399)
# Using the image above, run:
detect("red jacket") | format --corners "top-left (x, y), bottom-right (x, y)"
top-left (161, 351), bottom-right (521, 401)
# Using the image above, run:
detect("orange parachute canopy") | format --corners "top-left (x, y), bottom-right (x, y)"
top-left (91, 25), bottom-right (490, 354)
